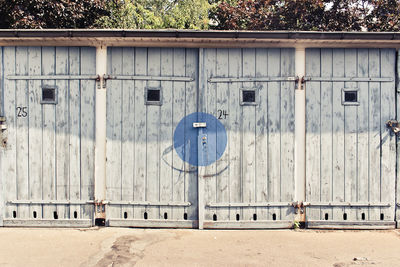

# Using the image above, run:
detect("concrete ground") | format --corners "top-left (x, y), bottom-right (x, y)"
top-left (0, 228), bottom-right (399, 267)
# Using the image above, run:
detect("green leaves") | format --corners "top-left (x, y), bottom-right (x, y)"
top-left (94, 0), bottom-right (211, 29)
top-left (0, 0), bottom-right (108, 29)
top-left (0, 0), bottom-right (399, 31)
top-left (211, 0), bottom-right (400, 31)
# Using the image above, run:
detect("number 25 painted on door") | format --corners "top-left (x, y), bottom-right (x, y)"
top-left (16, 107), bottom-right (28, 118)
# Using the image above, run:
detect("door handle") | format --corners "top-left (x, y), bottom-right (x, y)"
top-left (193, 122), bottom-right (206, 128)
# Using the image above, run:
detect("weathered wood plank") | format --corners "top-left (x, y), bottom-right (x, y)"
top-left (172, 48), bottom-right (188, 221)
top-left (397, 51), bottom-right (400, 224)
top-left (0, 47), bottom-right (3, 225)
top-left (106, 47), bottom-right (122, 219)
top-left (133, 48), bottom-right (147, 220)
top-left (3, 47), bottom-right (16, 220)
top-left (146, 47), bottom-right (161, 219)
top-left (332, 49), bottom-right (345, 221)
top-left (203, 48), bottom-right (216, 221)
top-left (80, 47), bottom-right (95, 220)
top-left (203, 220), bottom-right (293, 229)
top-left (68, 47), bottom-right (81, 219)
top-left (255, 48), bottom-right (269, 221)
top-left (121, 47), bottom-right (135, 220)
top-left (15, 47), bottom-right (29, 219)
top-left (267, 48), bottom-right (282, 221)
top-left (184, 48), bottom-right (199, 221)
top-left (109, 219), bottom-right (196, 228)
top-left (368, 49), bottom-right (381, 221)
top-left (159, 48), bottom-right (173, 222)
top-left (380, 48), bottom-right (396, 221)
top-left (305, 48), bottom-right (321, 220)
top-left (28, 47), bottom-right (43, 220)
top-left (3, 219), bottom-right (92, 227)
top-left (356, 49), bottom-right (369, 222)
top-left (307, 220), bottom-right (395, 230)
top-left (320, 49), bottom-right (333, 221)
top-left (55, 47), bottom-right (70, 219)
top-left (41, 47), bottom-right (56, 220)
top-left (344, 49), bottom-right (358, 221)
top-left (228, 48), bottom-right (242, 222)
top-left (215, 48), bottom-right (230, 221)
top-left (280, 48), bottom-right (295, 220)
top-left (242, 48), bottom-right (256, 221)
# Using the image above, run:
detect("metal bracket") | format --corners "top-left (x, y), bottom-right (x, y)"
top-left (95, 201), bottom-right (106, 220)
top-left (295, 76), bottom-right (303, 90)
top-left (97, 74), bottom-right (106, 90)
top-left (293, 201), bottom-right (305, 215)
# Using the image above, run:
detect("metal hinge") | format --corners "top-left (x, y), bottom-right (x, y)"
top-left (386, 120), bottom-right (400, 135)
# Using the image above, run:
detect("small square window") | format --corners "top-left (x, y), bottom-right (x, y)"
top-left (145, 87), bottom-right (162, 105)
top-left (41, 86), bottom-right (58, 104)
top-left (240, 88), bottom-right (258, 106)
top-left (344, 91), bottom-right (357, 102)
top-left (147, 89), bottom-right (160, 102)
top-left (243, 90), bottom-right (255, 103)
top-left (342, 88), bottom-right (359, 106)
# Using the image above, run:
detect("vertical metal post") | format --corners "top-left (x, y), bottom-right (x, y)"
top-left (95, 46), bottom-right (107, 221)
top-left (295, 47), bottom-right (306, 221)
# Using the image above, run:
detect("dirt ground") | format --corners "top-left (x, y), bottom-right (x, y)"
top-left (0, 228), bottom-right (399, 267)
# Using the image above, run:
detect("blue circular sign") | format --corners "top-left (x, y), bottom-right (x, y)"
top-left (173, 112), bottom-right (227, 167)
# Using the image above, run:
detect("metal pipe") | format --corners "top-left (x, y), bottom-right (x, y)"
top-left (207, 202), bottom-right (295, 208)
top-left (104, 201), bottom-right (191, 207)
top-left (7, 200), bottom-right (94, 205)
top-left (208, 76), bottom-right (297, 83)
top-left (295, 48), bottom-right (306, 222)
top-left (6, 75), bottom-right (99, 80)
top-left (95, 46), bottom-right (107, 207)
top-left (304, 202), bottom-right (391, 207)
top-left (304, 77), bottom-right (393, 82)
top-left (104, 75), bottom-right (193, 82)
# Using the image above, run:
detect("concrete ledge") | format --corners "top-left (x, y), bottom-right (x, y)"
top-left (3, 219), bottom-right (93, 228)
top-left (307, 220), bottom-right (395, 230)
top-left (108, 219), bottom-right (197, 228)
top-left (203, 220), bottom-right (294, 229)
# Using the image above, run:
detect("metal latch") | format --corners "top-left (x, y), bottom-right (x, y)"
top-left (386, 120), bottom-right (400, 135)
top-left (193, 122), bottom-right (207, 128)
top-left (292, 201), bottom-right (305, 215)
top-left (295, 76), bottom-right (304, 90)
top-left (0, 117), bottom-right (6, 131)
